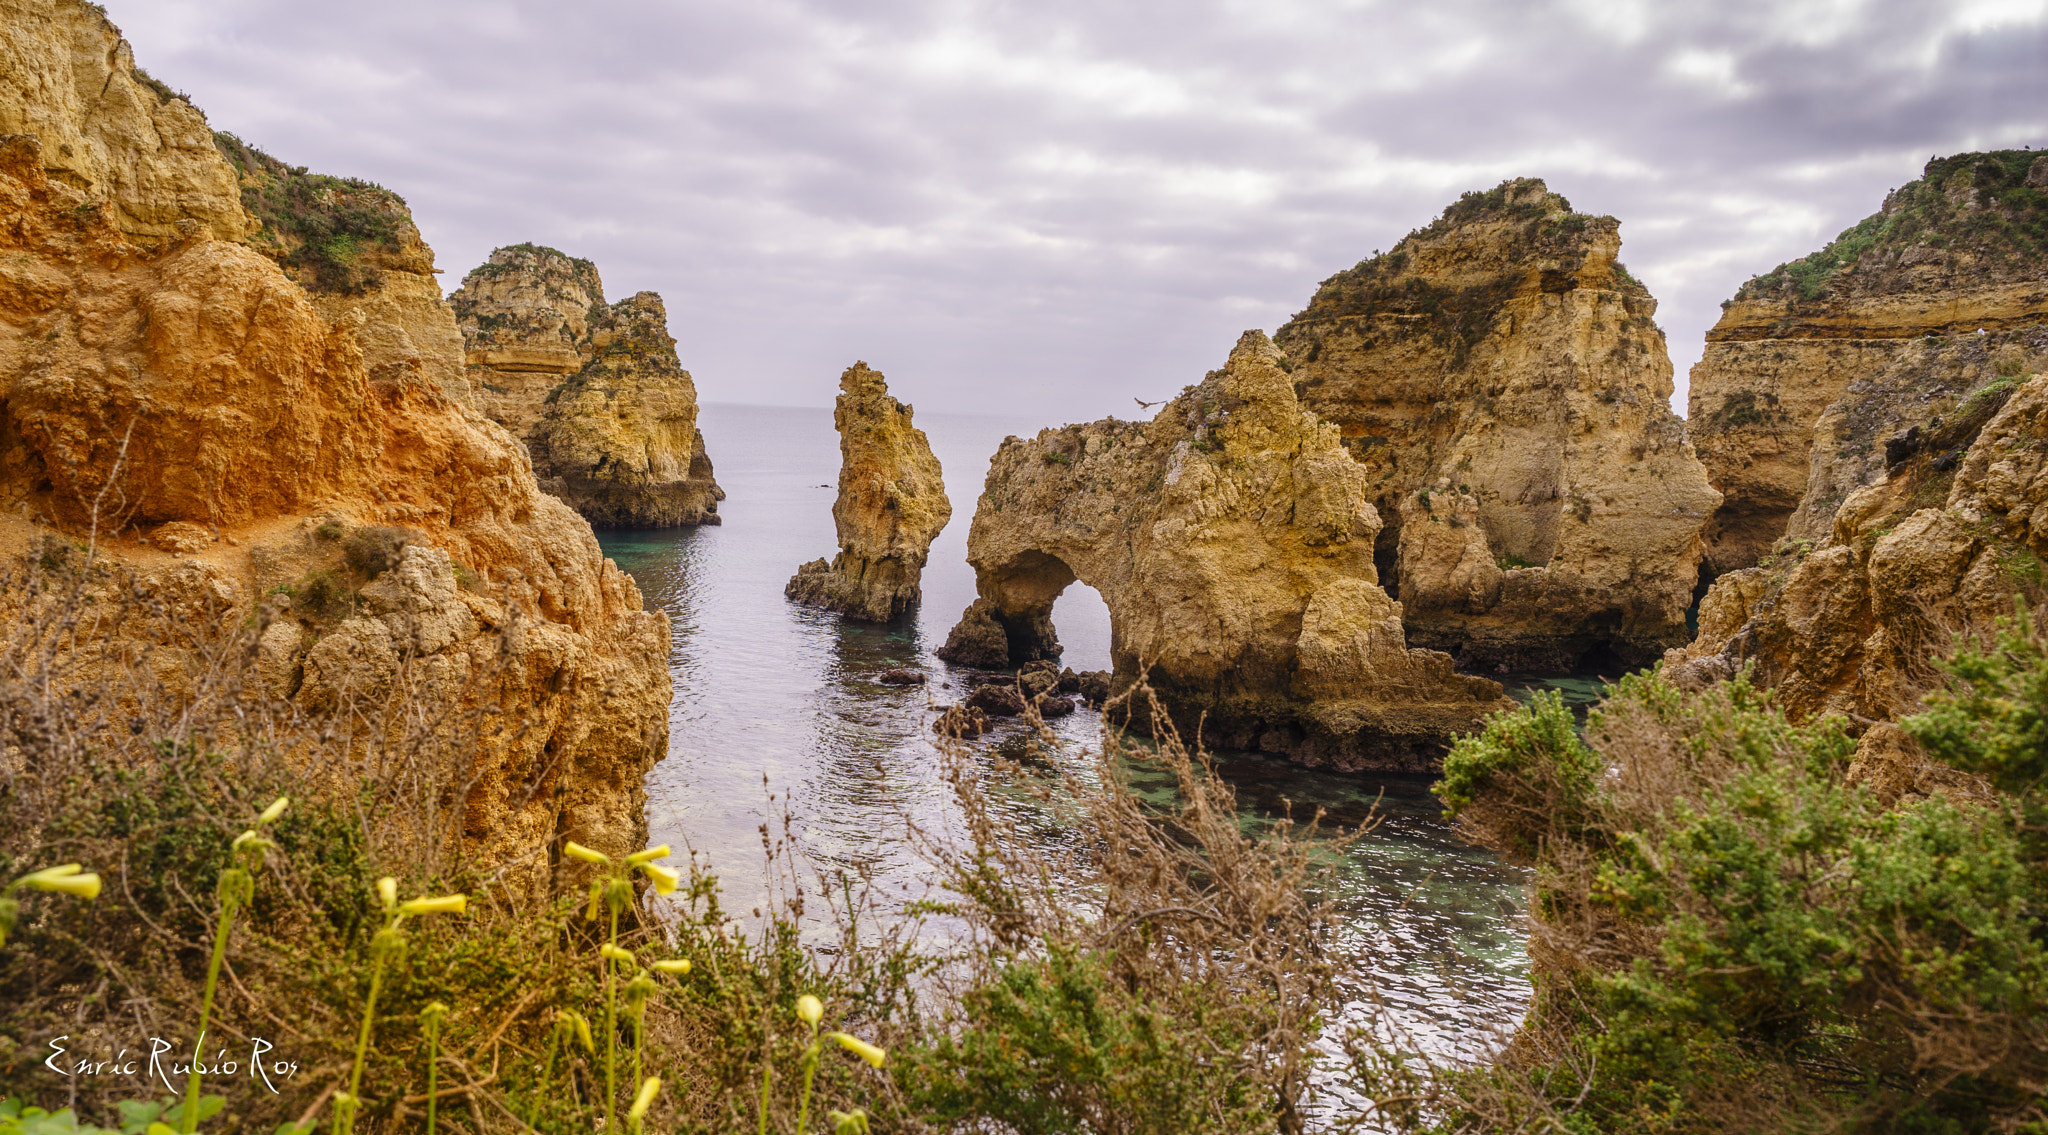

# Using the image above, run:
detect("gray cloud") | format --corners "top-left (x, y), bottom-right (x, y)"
top-left (114, 0), bottom-right (2048, 418)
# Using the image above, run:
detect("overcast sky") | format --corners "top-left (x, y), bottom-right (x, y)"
top-left (111, 0), bottom-right (2047, 419)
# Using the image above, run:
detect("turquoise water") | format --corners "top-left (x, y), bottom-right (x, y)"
top-left (598, 402), bottom-right (1534, 1069)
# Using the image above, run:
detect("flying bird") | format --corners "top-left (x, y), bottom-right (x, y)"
top-left (1134, 397), bottom-right (1163, 410)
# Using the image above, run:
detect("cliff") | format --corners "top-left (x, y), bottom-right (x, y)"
top-left (1273, 178), bottom-right (1720, 673)
top-left (0, 0), bottom-right (250, 244)
top-left (1667, 326), bottom-right (2046, 722)
top-left (0, 0), bottom-right (674, 892)
top-left (938, 330), bottom-right (1513, 771)
top-left (1690, 149), bottom-right (2048, 574)
top-left (786, 362), bottom-right (951, 622)
top-left (452, 244), bottom-right (723, 527)
top-left (213, 134), bottom-right (473, 407)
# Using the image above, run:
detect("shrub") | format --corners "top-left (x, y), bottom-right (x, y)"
top-left (1366, 623), bottom-right (2048, 1134)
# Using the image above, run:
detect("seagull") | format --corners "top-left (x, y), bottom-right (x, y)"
top-left (1134, 397), bottom-right (1163, 410)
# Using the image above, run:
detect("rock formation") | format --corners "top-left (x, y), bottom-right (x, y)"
top-left (451, 244), bottom-right (723, 527)
top-left (938, 330), bottom-right (1513, 770)
top-left (212, 135), bottom-right (474, 408)
top-left (1689, 150), bottom-right (2048, 575)
top-left (1667, 326), bottom-right (2047, 722)
top-left (1273, 178), bottom-right (1720, 673)
top-left (0, 0), bottom-right (674, 893)
top-left (786, 362), bottom-right (951, 621)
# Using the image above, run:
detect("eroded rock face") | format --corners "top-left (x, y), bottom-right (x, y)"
top-left (1668, 330), bottom-right (2047, 723)
top-left (452, 245), bottom-right (723, 527)
top-left (0, 0), bottom-right (250, 244)
top-left (785, 362), bottom-right (951, 622)
top-left (212, 136), bottom-right (473, 408)
top-left (0, 9), bottom-right (673, 893)
top-left (1690, 150), bottom-right (2048, 575)
top-left (938, 330), bottom-right (1512, 771)
top-left (1274, 178), bottom-right (1719, 673)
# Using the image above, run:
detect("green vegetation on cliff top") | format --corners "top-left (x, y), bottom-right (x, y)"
top-left (212, 133), bottom-right (409, 295)
top-left (1736, 148), bottom-right (2048, 304)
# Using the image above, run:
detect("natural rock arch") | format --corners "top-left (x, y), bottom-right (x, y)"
top-left (939, 331), bottom-right (1511, 770)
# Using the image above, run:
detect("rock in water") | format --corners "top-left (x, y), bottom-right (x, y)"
top-left (1688, 150), bottom-right (2048, 575)
top-left (939, 330), bottom-right (1513, 771)
top-left (1273, 178), bottom-right (1720, 673)
top-left (0, 1), bottom-right (674, 896)
top-left (784, 363), bottom-right (951, 622)
top-left (450, 244), bottom-right (724, 527)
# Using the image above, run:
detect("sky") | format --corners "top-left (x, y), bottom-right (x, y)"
top-left (109, 0), bottom-right (2048, 420)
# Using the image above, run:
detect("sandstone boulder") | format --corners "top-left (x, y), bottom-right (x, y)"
top-left (939, 330), bottom-right (1512, 770)
top-left (1274, 178), bottom-right (1719, 672)
top-left (785, 362), bottom-right (951, 621)
top-left (1689, 150), bottom-right (2048, 574)
top-left (452, 245), bottom-right (723, 527)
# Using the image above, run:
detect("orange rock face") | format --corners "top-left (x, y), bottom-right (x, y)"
top-left (0, 108), bottom-right (671, 889)
top-left (1668, 326), bottom-right (2048, 723)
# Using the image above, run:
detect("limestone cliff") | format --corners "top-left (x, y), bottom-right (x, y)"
top-left (1668, 325), bottom-right (2047, 722)
top-left (1273, 178), bottom-right (1720, 673)
top-left (452, 244), bottom-right (723, 527)
top-left (212, 135), bottom-right (472, 407)
top-left (0, 0), bottom-right (674, 892)
top-left (786, 362), bottom-right (951, 622)
top-left (938, 330), bottom-right (1512, 771)
top-left (1690, 150), bottom-right (2048, 575)
top-left (0, 0), bottom-right (250, 244)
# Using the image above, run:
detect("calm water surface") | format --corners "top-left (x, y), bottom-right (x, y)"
top-left (598, 402), bottom-right (1535, 1074)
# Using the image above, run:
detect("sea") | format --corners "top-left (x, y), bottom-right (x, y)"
top-left (596, 401), bottom-right (1579, 1091)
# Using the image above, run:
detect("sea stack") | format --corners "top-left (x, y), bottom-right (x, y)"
top-left (1687, 150), bottom-right (2048, 575)
top-left (938, 331), bottom-right (1513, 771)
top-left (786, 362), bottom-right (951, 622)
top-left (1273, 178), bottom-right (1720, 673)
top-left (451, 244), bottom-right (724, 527)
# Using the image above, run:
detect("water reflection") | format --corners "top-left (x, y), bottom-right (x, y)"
top-left (599, 401), bottom-right (1535, 1075)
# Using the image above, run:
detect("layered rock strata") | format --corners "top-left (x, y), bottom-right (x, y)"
top-left (786, 363), bottom-right (951, 621)
top-left (1273, 178), bottom-right (1720, 673)
top-left (938, 330), bottom-right (1513, 770)
top-left (1689, 150), bottom-right (2048, 575)
top-left (1667, 326), bottom-right (2047, 722)
top-left (452, 244), bottom-right (723, 527)
top-left (0, 0), bottom-right (674, 892)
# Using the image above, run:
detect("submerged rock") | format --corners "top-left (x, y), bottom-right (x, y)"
top-left (451, 244), bottom-right (723, 527)
top-left (785, 363), bottom-right (951, 622)
top-left (932, 704), bottom-right (990, 738)
top-left (1274, 177), bottom-right (1720, 673)
top-left (877, 667), bottom-right (926, 685)
top-left (940, 330), bottom-right (1513, 771)
top-left (967, 684), bottom-right (1028, 717)
top-left (1688, 150), bottom-right (2048, 575)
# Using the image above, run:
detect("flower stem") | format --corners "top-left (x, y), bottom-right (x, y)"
top-left (425, 1016), bottom-right (440, 1135)
top-left (606, 903), bottom-right (620, 1134)
top-left (183, 893), bottom-right (238, 1133)
top-left (336, 944), bottom-right (390, 1135)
